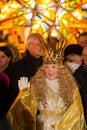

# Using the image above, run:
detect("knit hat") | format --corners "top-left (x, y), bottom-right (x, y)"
top-left (64, 44), bottom-right (83, 57)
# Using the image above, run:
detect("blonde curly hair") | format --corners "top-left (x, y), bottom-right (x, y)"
top-left (30, 64), bottom-right (78, 109)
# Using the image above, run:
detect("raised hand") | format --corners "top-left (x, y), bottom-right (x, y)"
top-left (18, 76), bottom-right (30, 91)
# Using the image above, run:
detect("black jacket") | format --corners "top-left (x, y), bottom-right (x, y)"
top-left (74, 64), bottom-right (87, 124)
top-left (8, 51), bottom-right (43, 103)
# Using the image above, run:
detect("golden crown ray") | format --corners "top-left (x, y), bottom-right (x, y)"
top-left (41, 36), bottom-right (66, 64)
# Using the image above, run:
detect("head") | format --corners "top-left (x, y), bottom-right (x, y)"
top-left (78, 32), bottom-right (87, 48)
top-left (26, 33), bottom-right (44, 58)
top-left (64, 44), bottom-right (83, 65)
top-left (0, 46), bottom-right (12, 68)
top-left (5, 43), bottom-right (22, 62)
top-left (43, 63), bottom-right (58, 80)
top-left (31, 62), bottom-right (77, 108)
top-left (82, 46), bottom-right (87, 65)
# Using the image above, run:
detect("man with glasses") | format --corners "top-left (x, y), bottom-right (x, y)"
top-left (8, 33), bottom-right (44, 105)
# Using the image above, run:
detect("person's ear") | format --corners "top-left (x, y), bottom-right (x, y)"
top-left (8, 57), bottom-right (11, 62)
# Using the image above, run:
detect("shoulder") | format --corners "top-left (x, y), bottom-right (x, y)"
top-left (0, 72), bottom-right (9, 80)
top-left (74, 65), bottom-right (87, 80)
top-left (0, 72), bottom-right (10, 87)
top-left (74, 65), bottom-right (83, 74)
top-left (10, 57), bottom-right (27, 68)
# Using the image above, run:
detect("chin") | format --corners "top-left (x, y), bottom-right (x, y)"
top-left (48, 77), bottom-right (56, 80)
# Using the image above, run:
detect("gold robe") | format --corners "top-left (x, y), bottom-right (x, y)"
top-left (53, 87), bottom-right (86, 130)
top-left (7, 87), bottom-right (86, 130)
top-left (7, 88), bottom-right (37, 130)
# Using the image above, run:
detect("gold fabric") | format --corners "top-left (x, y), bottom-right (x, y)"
top-left (53, 87), bottom-right (86, 130)
top-left (7, 87), bottom-right (86, 130)
top-left (7, 88), bottom-right (37, 130)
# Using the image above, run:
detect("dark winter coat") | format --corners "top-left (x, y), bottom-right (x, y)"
top-left (74, 64), bottom-right (87, 124)
top-left (8, 51), bottom-right (43, 104)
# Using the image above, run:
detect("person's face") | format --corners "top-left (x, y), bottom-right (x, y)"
top-left (71, 54), bottom-right (83, 65)
top-left (27, 38), bottom-right (42, 58)
top-left (44, 64), bottom-right (58, 80)
top-left (78, 35), bottom-right (87, 48)
top-left (0, 51), bottom-right (10, 67)
top-left (82, 47), bottom-right (87, 65)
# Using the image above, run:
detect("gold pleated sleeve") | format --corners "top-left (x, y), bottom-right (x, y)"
top-left (53, 87), bottom-right (86, 130)
top-left (7, 88), bottom-right (37, 130)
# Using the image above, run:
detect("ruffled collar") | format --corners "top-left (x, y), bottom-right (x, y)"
top-left (46, 78), bottom-right (59, 93)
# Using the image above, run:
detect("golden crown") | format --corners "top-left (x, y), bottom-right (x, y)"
top-left (42, 36), bottom-right (66, 64)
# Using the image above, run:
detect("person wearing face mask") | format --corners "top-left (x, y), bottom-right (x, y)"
top-left (8, 37), bottom-right (86, 130)
top-left (74, 46), bottom-right (87, 126)
top-left (64, 44), bottom-right (83, 74)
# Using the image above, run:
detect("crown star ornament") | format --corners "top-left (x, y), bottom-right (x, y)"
top-left (42, 36), bottom-right (66, 64)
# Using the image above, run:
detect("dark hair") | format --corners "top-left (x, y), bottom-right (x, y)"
top-left (0, 46), bottom-right (12, 61)
top-left (64, 44), bottom-right (83, 57)
top-left (6, 42), bottom-right (22, 62)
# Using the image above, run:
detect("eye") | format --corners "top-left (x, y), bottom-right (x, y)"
top-left (0, 55), bottom-right (6, 58)
top-left (45, 66), bottom-right (48, 69)
top-left (52, 66), bottom-right (55, 68)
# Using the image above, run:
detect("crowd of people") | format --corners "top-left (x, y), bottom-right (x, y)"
top-left (0, 32), bottom-right (87, 130)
